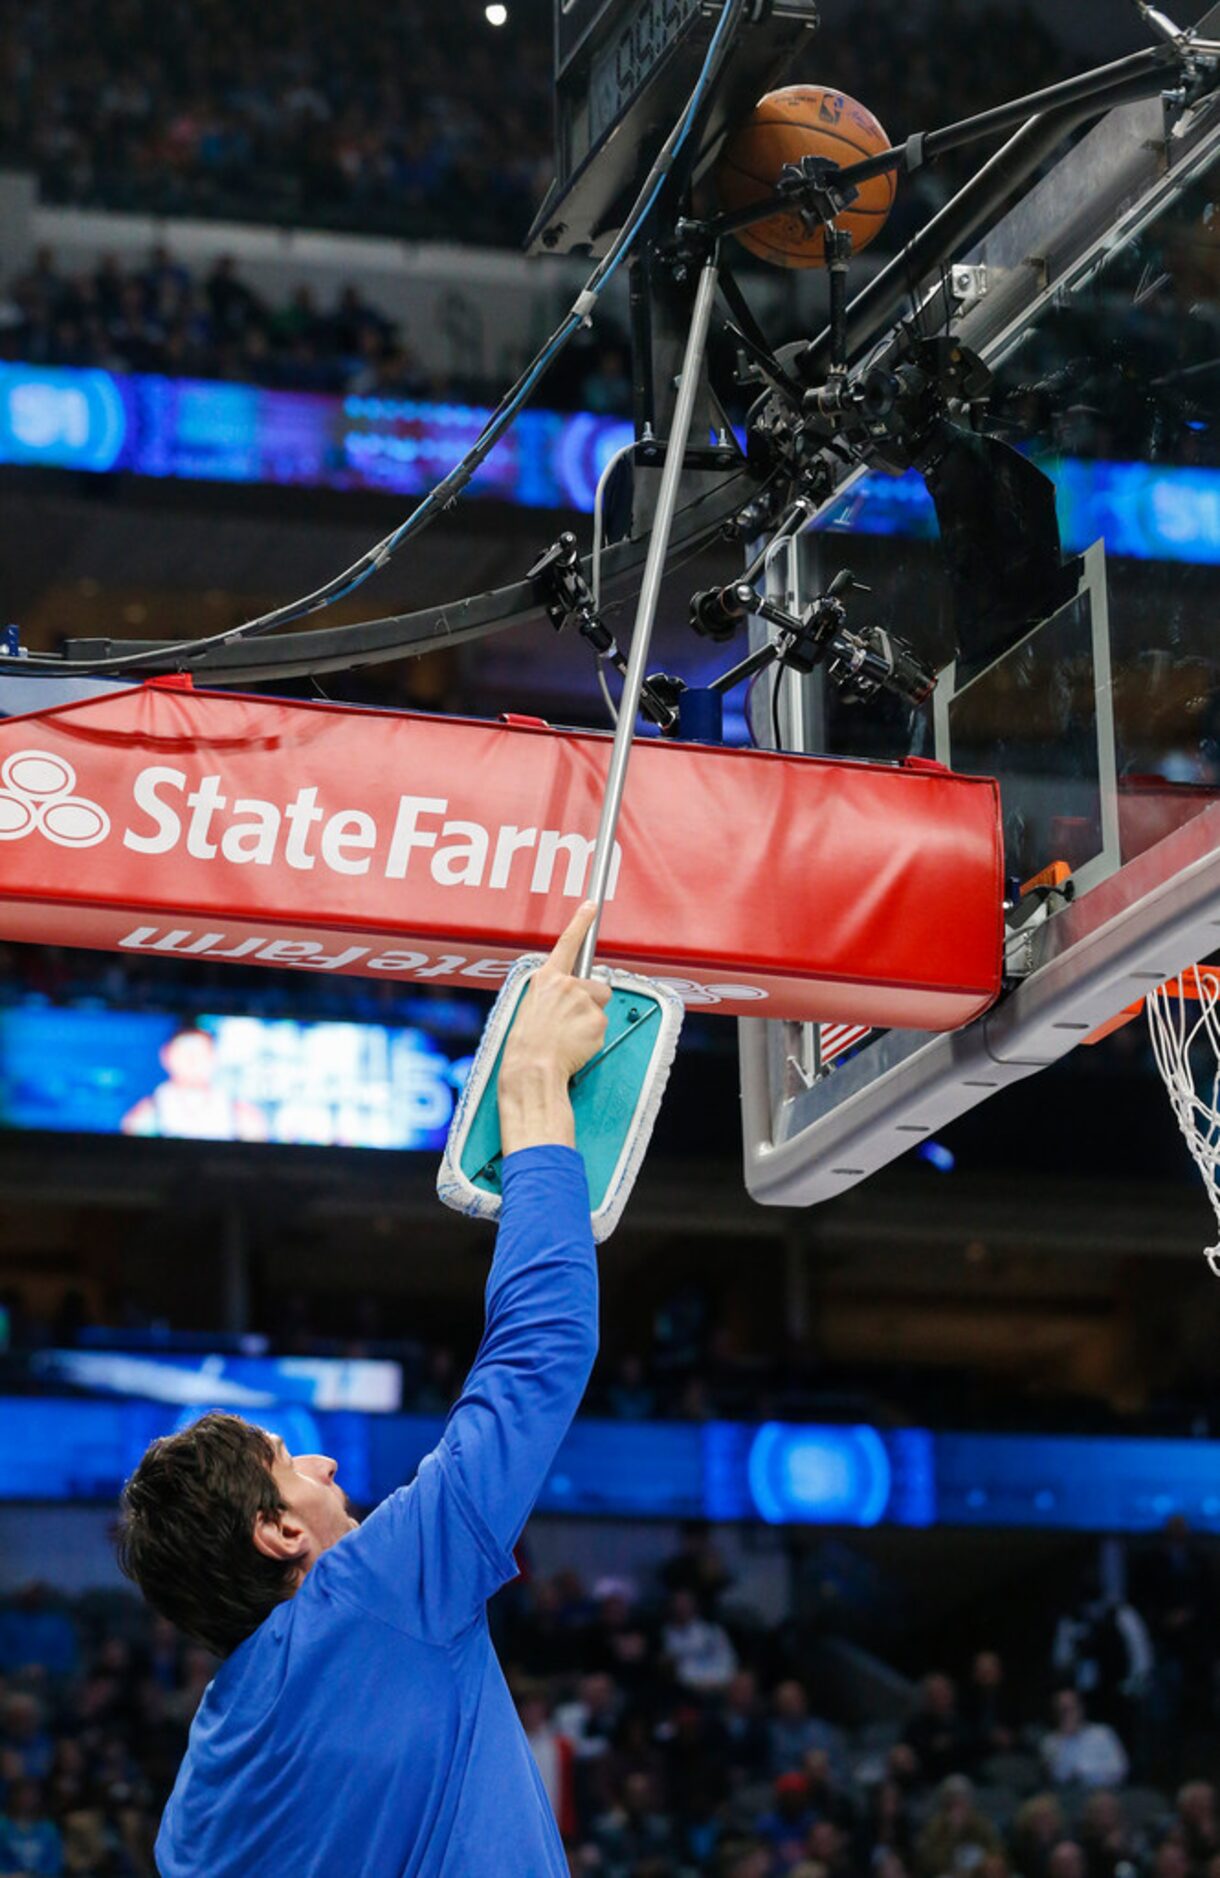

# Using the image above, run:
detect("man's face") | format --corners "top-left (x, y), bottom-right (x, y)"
top-left (162, 1031), bottom-right (217, 1089)
top-left (256, 1436), bottom-right (359, 1576)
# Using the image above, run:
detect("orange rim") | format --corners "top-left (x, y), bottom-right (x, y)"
top-left (1083, 965), bottom-right (1220, 1044)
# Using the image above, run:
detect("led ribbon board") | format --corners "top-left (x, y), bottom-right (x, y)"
top-left (0, 683), bottom-right (1003, 1025)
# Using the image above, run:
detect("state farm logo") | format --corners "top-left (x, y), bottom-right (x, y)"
top-left (0, 750), bottom-right (110, 848)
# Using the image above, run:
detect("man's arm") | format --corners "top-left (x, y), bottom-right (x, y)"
top-left (320, 905), bottom-right (610, 1635)
top-left (439, 901), bottom-right (611, 1550)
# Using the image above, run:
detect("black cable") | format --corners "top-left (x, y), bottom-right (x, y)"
top-left (771, 663), bottom-right (786, 753)
top-left (3, 0), bottom-right (748, 678)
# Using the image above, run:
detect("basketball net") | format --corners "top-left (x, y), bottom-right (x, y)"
top-left (1146, 966), bottom-right (1220, 1277)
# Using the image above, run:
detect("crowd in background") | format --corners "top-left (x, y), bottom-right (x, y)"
top-left (0, 1519), bottom-right (1216, 1876)
top-left (0, 1), bottom-right (1072, 247)
top-left (0, 0), bottom-right (555, 245)
top-left (0, 244), bottom-right (635, 412)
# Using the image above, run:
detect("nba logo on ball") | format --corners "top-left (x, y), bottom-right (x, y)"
top-left (716, 84), bottom-right (896, 269)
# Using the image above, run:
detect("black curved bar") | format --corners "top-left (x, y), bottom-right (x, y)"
top-left (57, 466), bottom-right (756, 684)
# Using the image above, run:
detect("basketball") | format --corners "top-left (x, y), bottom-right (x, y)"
top-left (716, 84), bottom-right (896, 269)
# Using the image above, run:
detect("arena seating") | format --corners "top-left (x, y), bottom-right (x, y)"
top-left (0, 1566), bottom-right (1214, 1876)
top-left (0, 1), bottom-right (1071, 249)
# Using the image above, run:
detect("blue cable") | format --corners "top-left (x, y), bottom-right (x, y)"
top-left (0, 0), bottom-right (744, 674)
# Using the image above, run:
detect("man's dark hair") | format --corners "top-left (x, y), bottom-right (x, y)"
top-left (116, 1411), bottom-right (295, 1656)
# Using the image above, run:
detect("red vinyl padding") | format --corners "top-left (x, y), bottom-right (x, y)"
top-left (0, 684), bottom-right (1004, 1027)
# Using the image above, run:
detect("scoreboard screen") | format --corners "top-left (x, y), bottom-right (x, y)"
top-left (531, 0), bottom-right (819, 255)
top-left (588, 0), bottom-right (702, 143)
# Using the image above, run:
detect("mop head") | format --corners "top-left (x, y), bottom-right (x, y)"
top-left (438, 955), bottom-right (684, 1242)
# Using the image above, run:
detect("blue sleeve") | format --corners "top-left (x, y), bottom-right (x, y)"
top-left (317, 1146), bottom-right (597, 1642)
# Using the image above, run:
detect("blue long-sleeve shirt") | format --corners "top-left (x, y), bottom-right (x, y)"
top-left (156, 1146), bottom-right (596, 1877)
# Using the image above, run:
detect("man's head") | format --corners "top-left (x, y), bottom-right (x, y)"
top-left (1053, 1689), bottom-right (1084, 1735)
top-left (160, 1024), bottom-right (218, 1088)
top-left (116, 1411), bottom-right (357, 1656)
top-left (669, 1588), bottom-right (699, 1627)
top-left (972, 1650), bottom-right (1003, 1688)
top-left (726, 1669), bottom-right (757, 1712)
top-left (922, 1671), bottom-right (957, 1717)
top-left (1179, 1782), bottom-right (1218, 1832)
top-left (774, 1772), bottom-right (810, 1822)
top-left (935, 1774), bottom-right (976, 1830)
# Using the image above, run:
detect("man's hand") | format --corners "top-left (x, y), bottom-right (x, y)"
top-left (498, 902), bottom-right (612, 1154)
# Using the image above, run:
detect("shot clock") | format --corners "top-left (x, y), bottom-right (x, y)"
top-left (529, 0), bottom-right (819, 254)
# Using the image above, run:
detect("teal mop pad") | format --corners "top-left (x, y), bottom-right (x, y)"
top-left (438, 955), bottom-right (684, 1241)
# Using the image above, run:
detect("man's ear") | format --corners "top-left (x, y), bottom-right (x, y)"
top-left (252, 1507), bottom-right (307, 1565)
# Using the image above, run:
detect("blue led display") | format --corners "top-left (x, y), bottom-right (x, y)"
top-left (1, 363), bottom-right (1218, 563)
top-left (30, 1349), bottom-right (403, 1413)
top-left (1, 1397), bottom-right (1219, 1529)
top-left (747, 1423), bottom-right (893, 1525)
top-left (0, 1005), bottom-right (465, 1149)
top-left (0, 365), bottom-right (126, 472)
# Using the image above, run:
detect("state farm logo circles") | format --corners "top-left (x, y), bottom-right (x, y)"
top-left (0, 750), bottom-right (110, 847)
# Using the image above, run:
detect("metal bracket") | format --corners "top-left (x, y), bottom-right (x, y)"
top-left (948, 262), bottom-right (989, 308)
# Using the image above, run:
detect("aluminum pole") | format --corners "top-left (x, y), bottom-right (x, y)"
top-left (575, 255), bottom-right (719, 978)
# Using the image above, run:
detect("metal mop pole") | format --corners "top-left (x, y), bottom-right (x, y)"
top-left (576, 253), bottom-right (719, 980)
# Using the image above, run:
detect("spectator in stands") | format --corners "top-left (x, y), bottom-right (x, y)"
top-left (903, 1673), bottom-right (973, 1785)
top-left (1040, 1690), bottom-right (1129, 1790)
top-left (584, 1582), bottom-right (653, 1698)
top-left (660, 1520), bottom-right (732, 1611)
top-left (1047, 1845), bottom-right (1088, 1878)
top-left (806, 1816), bottom-right (851, 1875)
top-left (555, 1670), bottom-right (624, 1766)
top-left (512, 1575), bottom-right (580, 1680)
top-left (0, 1778), bottom-right (63, 1876)
top-left (662, 1588), bottom-right (738, 1695)
top-left (964, 1649), bottom-right (1016, 1765)
top-left (717, 1669), bottom-right (770, 1785)
top-left (1052, 1573), bottom-right (1154, 1737)
top-left (680, 1782), bottom-right (730, 1872)
top-left (755, 1772), bottom-right (817, 1869)
top-left (886, 1742), bottom-right (921, 1792)
top-left (517, 1683), bottom-right (577, 1842)
top-left (1139, 1516), bottom-right (1216, 1729)
top-left (1013, 1794), bottom-right (1070, 1878)
top-left (0, 1691), bottom-right (55, 1780)
top-left (800, 1747), bottom-right (858, 1844)
top-left (658, 1704), bottom-right (728, 1824)
top-left (915, 1773), bottom-right (1002, 1878)
top-left (721, 1845), bottom-right (773, 1878)
top-left (868, 1776), bottom-right (917, 1869)
top-left (1175, 1780), bottom-right (1220, 1870)
top-left (591, 1769), bottom-right (676, 1876)
top-left (769, 1680), bottom-right (844, 1780)
top-left (1078, 1789), bottom-right (1140, 1878)
top-left (1153, 1842), bottom-right (1191, 1878)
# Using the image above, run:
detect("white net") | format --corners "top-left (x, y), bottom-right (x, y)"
top-left (1146, 967), bottom-right (1220, 1278)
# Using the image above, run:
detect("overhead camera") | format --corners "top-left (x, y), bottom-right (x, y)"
top-left (689, 569), bottom-right (937, 712)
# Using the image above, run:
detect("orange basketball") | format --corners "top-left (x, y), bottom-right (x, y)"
top-left (716, 84), bottom-right (896, 269)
